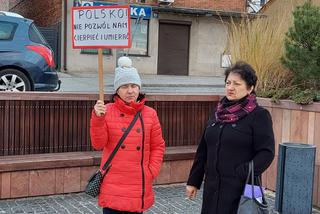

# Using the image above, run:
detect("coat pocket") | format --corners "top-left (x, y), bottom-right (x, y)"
top-left (230, 123), bottom-right (252, 136)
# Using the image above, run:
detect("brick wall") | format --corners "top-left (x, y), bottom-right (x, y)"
top-left (173, 0), bottom-right (246, 12)
top-left (131, 0), bottom-right (247, 12)
top-left (9, 0), bottom-right (62, 27)
top-left (104, 0), bottom-right (158, 5)
top-left (130, 0), bottom-right (246, 11)
top-left (77, 0), bottom-right (246, 12)
top-left (0, 0), bottom-right (9, 11)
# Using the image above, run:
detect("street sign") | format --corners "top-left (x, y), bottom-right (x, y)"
top-left (72, 5), bottom-right (131, 49)
top-left (74, 1), bottom-right (152, 19)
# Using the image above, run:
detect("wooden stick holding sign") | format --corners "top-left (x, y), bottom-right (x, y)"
top-left (71, 5), bottom-right (131, 100)
top-left (98, 48), bottom-right (104, 100)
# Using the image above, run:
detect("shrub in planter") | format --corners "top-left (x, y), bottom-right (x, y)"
top-left (281, 2), bottom-right (320, 103)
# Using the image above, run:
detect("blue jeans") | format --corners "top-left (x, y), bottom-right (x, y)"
top-left (103, 207), bottom-right (142, 214)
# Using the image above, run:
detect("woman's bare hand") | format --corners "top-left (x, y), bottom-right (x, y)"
top-left (186, 185), bottom-right (198, 200)
top-left (94, 100), bottom-right (106, 117)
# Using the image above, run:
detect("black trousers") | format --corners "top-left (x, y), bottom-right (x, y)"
top-left (103, 207), bottom-right (142, 214)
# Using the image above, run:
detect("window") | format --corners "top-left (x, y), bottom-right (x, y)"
top-left (81, 49), bottom-right (112, 55)
top-left (0, 21), bottom-right (17, 40)
top-left (221, 54), bottom-right (231, 68)
top-left (127, 18), bottom-right (149, 56)
top-left (28, 23), bottom-right (48, 46)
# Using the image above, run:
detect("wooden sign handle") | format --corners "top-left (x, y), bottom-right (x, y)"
top-left (98, 48), bottom-right (104, 101)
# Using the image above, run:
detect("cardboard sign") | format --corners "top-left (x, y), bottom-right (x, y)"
top-left (72, 5), bottom-right (131, 49)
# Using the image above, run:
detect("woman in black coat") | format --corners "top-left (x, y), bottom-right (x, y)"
top-left (186, 61), bottom-right (275, 214)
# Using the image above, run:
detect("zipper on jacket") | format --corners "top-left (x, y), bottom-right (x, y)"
top-left (139, 114), bottom-right (145, 209)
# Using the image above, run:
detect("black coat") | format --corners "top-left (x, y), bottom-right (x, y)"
top-left (187, 106), bottom-right (275, 214)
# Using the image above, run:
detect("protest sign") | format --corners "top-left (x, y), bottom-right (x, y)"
top-left (72, 5), bottom-right (131, 48)
top-left (71, 5), bottom-right (131, 100)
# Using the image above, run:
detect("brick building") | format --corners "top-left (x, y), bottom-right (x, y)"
top-left (9, 0), bottom-right (62, 26)
top-left (7, 0), bottom-right (250, 76)
top-left (0, 0), bottom-right (9, 11)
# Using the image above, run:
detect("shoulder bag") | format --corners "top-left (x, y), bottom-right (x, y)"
top-left (237, 161), bottom-right (269, 214)
top-left (85, 111), bottom-right (141, 198)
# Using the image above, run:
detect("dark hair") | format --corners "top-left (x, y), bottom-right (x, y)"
top-left (224, 61), bottom-right (258, 90)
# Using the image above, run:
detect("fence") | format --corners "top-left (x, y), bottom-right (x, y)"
top-left (257, 98), bottom-right (320, 207)
top-left (0, 93), bottom-right (219, 156)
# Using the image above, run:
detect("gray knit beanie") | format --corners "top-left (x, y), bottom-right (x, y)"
top-left (114, 56), bottom-right (142, 91)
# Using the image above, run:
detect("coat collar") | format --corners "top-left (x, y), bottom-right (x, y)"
top-left (114, 95), bottom-right (145, 115)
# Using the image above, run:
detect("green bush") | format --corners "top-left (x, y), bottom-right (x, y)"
top-left (289, 88), bottom-right (318, 104)
top-left (281, 2), bottom-right (320, 90)
top-left (257, 87), bottom-right (319, 104)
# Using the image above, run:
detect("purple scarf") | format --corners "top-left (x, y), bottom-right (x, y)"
top-left (215, 94), bottom-right (257, 123)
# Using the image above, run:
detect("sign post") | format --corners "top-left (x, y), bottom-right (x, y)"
top-left (98, 48), bottom-right (103, 100)
top-left (71, 5), bottom-right (131, 100)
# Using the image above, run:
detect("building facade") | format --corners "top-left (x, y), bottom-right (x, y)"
top-left (7, 0), bottom-right (249, 76)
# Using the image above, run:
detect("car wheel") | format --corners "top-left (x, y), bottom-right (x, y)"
top-left (0, 69), bottom-right (32, 92)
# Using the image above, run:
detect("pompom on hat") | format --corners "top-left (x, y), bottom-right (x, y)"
top-left (114, 56), bottom-right (141, 91)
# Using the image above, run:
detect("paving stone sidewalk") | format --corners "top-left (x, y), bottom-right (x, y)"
top-left (57, 72), bottom-right (225, 94)
top-left (0, 184), bottom-right (319, 214)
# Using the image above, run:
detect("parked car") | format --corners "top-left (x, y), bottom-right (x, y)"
top-left (0, 12), bottom-right (61, 91)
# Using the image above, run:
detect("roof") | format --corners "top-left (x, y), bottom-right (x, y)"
top-left (0, 13), bottom-right (32, 24)
top-left (0, 11), bottom-right (23, 18)
top-left (152, 6), bottom-right (258, 18)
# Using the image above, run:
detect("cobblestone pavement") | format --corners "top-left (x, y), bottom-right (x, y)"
top-left (0, 184), bottom-right (319, 214)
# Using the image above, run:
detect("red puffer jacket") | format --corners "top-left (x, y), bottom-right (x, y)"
top-left (90, 96), bottom-right (165, 212)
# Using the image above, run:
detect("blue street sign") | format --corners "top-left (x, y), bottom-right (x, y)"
top-left (73, 1), bottom-right (152, 19)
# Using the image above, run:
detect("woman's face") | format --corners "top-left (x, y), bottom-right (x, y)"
top-left (117, 83), bottom-right (140, 103)
top-left (225, 72), bottom-right (253, 101)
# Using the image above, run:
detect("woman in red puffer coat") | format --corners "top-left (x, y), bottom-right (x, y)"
top-left (90, 56), bottom-right (165, 214)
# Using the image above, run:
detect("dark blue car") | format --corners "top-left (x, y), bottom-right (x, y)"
top-left (0, 13), bottom-right (61, 91)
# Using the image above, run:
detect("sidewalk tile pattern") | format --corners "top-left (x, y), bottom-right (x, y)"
top-left (0, 184), bottom-right (319, 214)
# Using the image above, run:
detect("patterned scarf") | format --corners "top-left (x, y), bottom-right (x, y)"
top-left (215, 94), bottom-right (257, 123)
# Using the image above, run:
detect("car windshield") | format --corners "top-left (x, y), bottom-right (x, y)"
top-left (28, 23), bottom-right (49, 46)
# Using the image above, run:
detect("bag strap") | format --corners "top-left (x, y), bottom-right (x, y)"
top-left (255, 174), bottom-right (267, 204)
top-left (244, 161), bottom-right (267, 203)
top-left (101, 111), bottom-right (141, 172)
top-left (244, 161), bottom-right (252, 186)
top-left (250, 161), bottom-right (255, 197)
